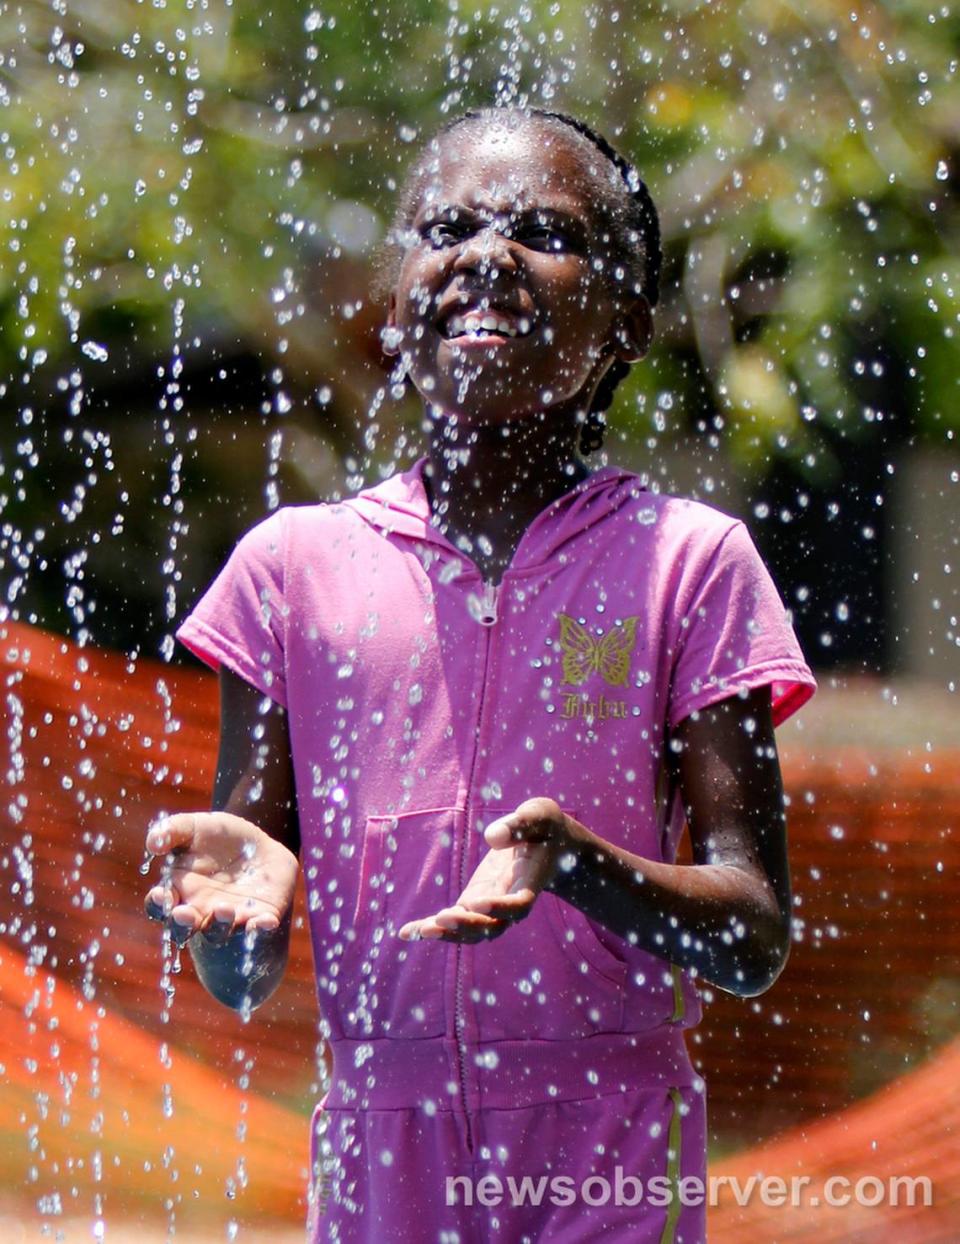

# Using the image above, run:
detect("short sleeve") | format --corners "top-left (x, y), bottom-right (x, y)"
top-left (176, 510), bottom-right (287, 708)
top-left (668, 521), bottom-right (815, 729)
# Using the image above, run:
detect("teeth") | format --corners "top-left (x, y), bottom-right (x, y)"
top-left (443, 310), bottom-right (533, 339)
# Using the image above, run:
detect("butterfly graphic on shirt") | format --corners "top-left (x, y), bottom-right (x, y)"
top-left (556, 614), bottom-right (640, 688)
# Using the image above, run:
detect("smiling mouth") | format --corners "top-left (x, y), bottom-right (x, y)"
top-left (439, 310), bottom-right (535, 341)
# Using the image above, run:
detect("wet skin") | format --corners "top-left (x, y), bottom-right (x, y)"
top-left (385, 122), bottom-right (652, 585)
top-left (385, 124), bottom-right (650, 430)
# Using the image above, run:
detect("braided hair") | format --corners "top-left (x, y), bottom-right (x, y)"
top-left (379, 106), bottom-right (662, 454)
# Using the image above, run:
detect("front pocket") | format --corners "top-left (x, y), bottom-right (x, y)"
top-left (340, 807), bottom-right (461, 1040)
top-left (467, 807), bottom-right (628, 1040)
top-left (547, 898), bottom-right (630, 989)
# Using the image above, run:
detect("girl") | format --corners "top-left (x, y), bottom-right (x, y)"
top-left (144, 107), bottom-right (816, 1244)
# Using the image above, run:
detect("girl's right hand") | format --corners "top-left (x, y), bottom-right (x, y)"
top-left (142, 811), bottom-right (299, 945)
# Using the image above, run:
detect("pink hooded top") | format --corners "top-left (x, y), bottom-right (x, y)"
top-left (177, 460), bottom-right (815, 1116)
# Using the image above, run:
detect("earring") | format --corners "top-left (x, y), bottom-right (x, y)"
top-left (613, 322), bottom-right (639, 362)
top-left (614, 300), bottom-right (653, 362)
top-left (380, 324), bottom-right (403, 356)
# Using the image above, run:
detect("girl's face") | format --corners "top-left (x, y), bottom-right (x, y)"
top-left (386, 123), bottom-right (647, 427)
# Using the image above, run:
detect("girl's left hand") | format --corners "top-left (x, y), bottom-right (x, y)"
top-left (398, 797), bottom-right (576, 943)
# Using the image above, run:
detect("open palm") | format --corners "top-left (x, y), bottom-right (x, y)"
top-left (144, 811), bottom-right (299, 941)
top-left (399, 837), bottom-right (558, 943)
top-left (461, 839), bottom-right (552, 909)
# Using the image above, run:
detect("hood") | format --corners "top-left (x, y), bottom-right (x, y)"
top-left (343, 456), bottom-right (646, 576)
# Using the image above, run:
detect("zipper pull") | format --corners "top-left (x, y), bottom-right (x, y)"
top-left (477, 580), bottom-right (499, 627)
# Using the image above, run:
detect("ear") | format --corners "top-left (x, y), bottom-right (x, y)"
top-left (381, 292), bottom-right (401, 357)
top-left (612, 296), bottom-right (653, 363)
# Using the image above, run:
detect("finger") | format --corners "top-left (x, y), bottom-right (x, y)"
top-left (483, 816), bottom-right (516, 850)
top-left (437, 920), bottom-right (510, 943)
top-left (462, 890), bottom-right (536, 919)
top-left (144, 891), bottom-right (166, 922)
top-left (169, 903), bottom-right (201, 945)
top-left (432, 904), bottom-right (474, 928)
top-left (398, 916), bottom-right (451, 941)
top-left (244, 912), bottom-right (280, 934)
top-left (145, 812), bottom-right (202, 857)
top-left (399, 913), bottom-right (509, 943)
top-left (483, 814), bottom-right (551, 849)
top-left (514, 796), bottom-right (563, 822)
top-left (199, 903), bottom-right (237, 945)
top-left (144, 882), bottom-right (180, 920)
top-left (433, 905), bottom-right (505, 934)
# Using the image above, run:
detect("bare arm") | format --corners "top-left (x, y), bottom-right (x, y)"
top-left (143, 667), bottom-right (300, 1012)
top-left (400, 686), bottom-right (790, 998)
top-left (547, 686), bottom-right (790, 995)
top-left (211, 665), bottom-right (300, 850)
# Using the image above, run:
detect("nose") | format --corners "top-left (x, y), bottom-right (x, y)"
top-left (452, 224), bottom-right (518, 280)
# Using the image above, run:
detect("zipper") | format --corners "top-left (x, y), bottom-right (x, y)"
top-left (454, 577), bottom-right (501, 1153)
top-left (477, 579), bottom-right (499, 626)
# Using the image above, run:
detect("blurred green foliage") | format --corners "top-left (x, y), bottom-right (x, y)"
top-left (1, 0), bottom-right (957, 466)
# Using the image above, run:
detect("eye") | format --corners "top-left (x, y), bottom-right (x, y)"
top-left (421, 220), bottom-right (465, 249)
top-left (518, 221), bottom-right (574, 253)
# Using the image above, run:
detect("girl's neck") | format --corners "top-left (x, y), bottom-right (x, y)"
top-left (423, 411), bottom-right (593, 584)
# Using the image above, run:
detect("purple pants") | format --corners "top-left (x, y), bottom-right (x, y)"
top-left (308, 1034), bottom-right (706, 1244)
